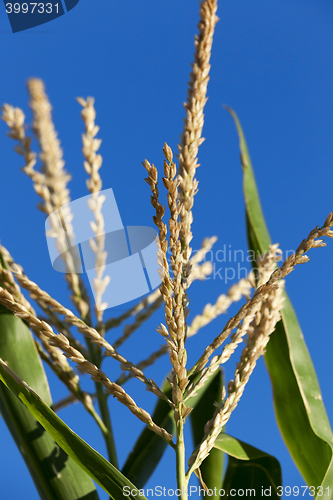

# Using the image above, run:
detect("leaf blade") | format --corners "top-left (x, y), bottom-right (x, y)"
top-left (190, 369), bottom-right (224, 496)
top-left (0, 303), bottom-right (99, 500)
top-left (216, 434), bottom-right (282, 498)
top-left (226, 106), bottom-right (333, 492)
top-left (122, 369), bottom-right (221, 488)
top-left (0, 356), bottom-right (147, 500)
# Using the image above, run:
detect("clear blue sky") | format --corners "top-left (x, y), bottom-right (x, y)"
top-left (1, 1), bottom-right (333, 498)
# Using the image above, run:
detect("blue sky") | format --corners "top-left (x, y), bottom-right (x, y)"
top-left (1, 0), bottom-right (333, 498)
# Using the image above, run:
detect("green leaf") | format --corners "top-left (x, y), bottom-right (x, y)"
top-left (190, 369), bottom-right (224, 496)
top-left (122, 369), bottom-right (221, 488)
top-left (215, 433), bottom-right (281, 498)
top-left (226, 106), bottom-right (333, 493)
top-left (0, 355), bottom-right (148, 500)
top-left (0, 303), bottom-right (99, 500)
top-left (121, 376), bottom-right (175, 489)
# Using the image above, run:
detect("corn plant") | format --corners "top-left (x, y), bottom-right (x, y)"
top-left (0, 1), bottom-right (332, 499)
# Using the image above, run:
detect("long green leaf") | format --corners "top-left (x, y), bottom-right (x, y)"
top-left (226, 106), bottom-right (333, 493)
top-left (0, 303), bottom-right (99, 500)
top-left (122, 369), bottom-right (221, 488)
top-left (121, 376), bottom-right (175, 489)
top-left (215, 433), bottom-right (281, 498)
top-left (190, 369), bottom-right (224, 497)
top-left (0, 355), bottom-right (148, 500)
